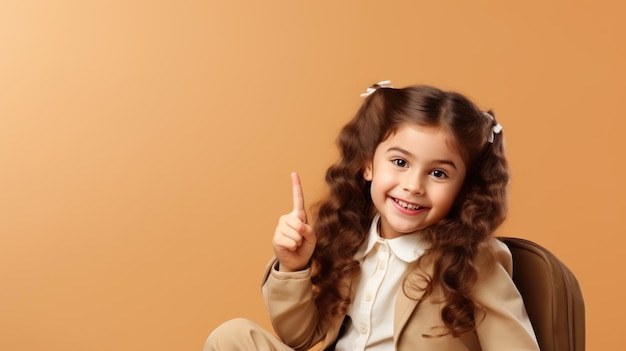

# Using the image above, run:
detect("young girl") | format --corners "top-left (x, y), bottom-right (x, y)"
top-left (204, 82), bottom-right (539, 351)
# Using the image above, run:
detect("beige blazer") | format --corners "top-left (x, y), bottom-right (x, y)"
top-left (261, 238), bottom-right (539, 351)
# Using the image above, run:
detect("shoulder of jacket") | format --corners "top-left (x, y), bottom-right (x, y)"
top-left (477, 238), bottom-right (513, 276)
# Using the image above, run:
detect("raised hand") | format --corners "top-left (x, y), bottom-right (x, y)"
top-left (272, 172), bottom-right (317, 272)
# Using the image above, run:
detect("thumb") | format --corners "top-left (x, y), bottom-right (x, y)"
top-left (291, 172), bottom-right (307, 223)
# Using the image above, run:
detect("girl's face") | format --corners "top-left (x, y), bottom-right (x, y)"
top-left (364, 123), bottom-right (467, 239)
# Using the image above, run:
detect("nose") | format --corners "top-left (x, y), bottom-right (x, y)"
top-left (402, 173), bottom-right (424, 195)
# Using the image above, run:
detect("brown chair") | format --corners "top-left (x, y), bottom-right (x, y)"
top-left (498, 237), bottom-right (585, 351)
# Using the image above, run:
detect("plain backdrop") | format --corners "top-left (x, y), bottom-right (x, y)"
top-left (1, 1), bottom-right (624, 350)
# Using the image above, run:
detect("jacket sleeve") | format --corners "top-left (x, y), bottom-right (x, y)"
top-left (472, 239), bottom-right (540, 351)
top-left (261, 258), bottom-right (327, 351)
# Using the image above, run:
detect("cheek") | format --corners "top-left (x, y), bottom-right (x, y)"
top-left (371, 172), bottom-right (396, 191)
top-left (372, 164), bottom-right (396, 181)
top-left (370, 173), bottom-right (395, 197)
top-left (433, 185), bottom-right (462, 208)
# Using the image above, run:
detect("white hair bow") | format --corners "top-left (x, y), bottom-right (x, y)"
top-left (488, 123), bottom-right (503, 143)
top-left (360, 80), bottom-right (393, 97)
top-left (483, 112), bottom-right (503, 143)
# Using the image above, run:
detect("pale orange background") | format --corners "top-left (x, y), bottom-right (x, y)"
top-left (1, 1), bottom-right (624, 350)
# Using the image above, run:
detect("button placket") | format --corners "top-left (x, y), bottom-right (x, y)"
top-left (354, 241), bottom-right (391, 348)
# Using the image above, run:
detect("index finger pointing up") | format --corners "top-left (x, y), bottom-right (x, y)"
top-left (291, 172), bottom-right (306, 221)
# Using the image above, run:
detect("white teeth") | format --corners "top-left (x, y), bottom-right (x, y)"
top-left (396, 199), bottom-right (420, 210)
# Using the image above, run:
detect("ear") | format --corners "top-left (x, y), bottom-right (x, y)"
top-left (363, 161), bottom-right (373, 181)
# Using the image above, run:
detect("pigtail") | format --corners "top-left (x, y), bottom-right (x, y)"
top-left (309, 92), bottom-right (384, 319)
top-left (407, 106), bottom-right (510, 337)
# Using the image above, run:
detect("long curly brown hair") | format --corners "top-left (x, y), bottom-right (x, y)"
top-left (310, 84), bottom-right (509, 337)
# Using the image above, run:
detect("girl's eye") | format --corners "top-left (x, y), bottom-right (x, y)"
top-left (430, 170), bottom-right (448, 178)
top-left (392, 159), bottom-right (408, 168)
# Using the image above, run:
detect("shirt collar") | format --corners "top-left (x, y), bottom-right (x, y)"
top-left (355, 214), bottom-right (426, 263)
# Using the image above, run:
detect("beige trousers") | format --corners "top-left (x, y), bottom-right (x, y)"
top-left (203, 318), bottom-right (296, 351)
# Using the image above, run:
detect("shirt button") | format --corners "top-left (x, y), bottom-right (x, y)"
top-left (360, 326), bottom-right (368, 334)
top-left (365, 294), bottom-right (372, 301)
top-left (378, 261), bottom-right (386, 270)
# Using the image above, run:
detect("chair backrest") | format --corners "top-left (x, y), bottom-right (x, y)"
top-left (498, 237), bottom-right (585, 351)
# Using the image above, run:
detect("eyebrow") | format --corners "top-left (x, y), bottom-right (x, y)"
top-left (386, 147), bottom-right (458, 170)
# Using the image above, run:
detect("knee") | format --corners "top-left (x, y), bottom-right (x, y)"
top-left (203, 318), bottom-right (258, 351)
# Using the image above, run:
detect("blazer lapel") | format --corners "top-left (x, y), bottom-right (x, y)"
top-left (393, 260), bottom-right (432, 338)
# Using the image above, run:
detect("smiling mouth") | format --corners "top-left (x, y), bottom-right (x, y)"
top-left (394, 198), bottom-right (424, 210)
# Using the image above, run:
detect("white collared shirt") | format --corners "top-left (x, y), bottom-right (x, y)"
top-left (335, 214), bottom-right (426, 351)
